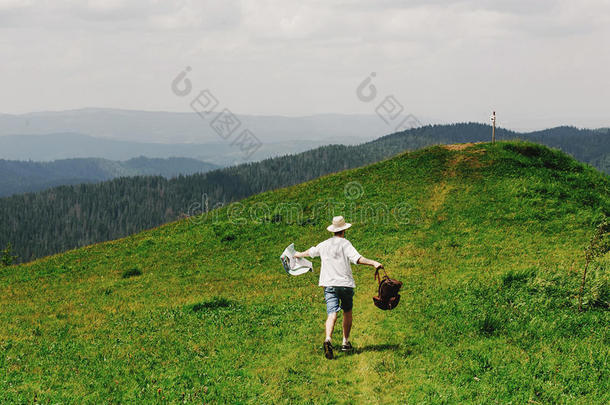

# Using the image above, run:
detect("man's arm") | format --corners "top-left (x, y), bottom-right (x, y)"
top-left (294, 249), bottom-right (310, 259)
top-left (357, 256), bottom-right (383, 270)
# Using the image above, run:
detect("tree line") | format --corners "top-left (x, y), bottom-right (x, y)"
top-left (0, 156), bottom-right (218, 197)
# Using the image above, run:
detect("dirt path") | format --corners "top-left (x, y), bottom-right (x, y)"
top-left (442, 142), bottom-right (483, 151)
top-left (343, 144), bottom-right (487, 401)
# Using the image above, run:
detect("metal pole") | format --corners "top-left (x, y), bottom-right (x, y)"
top-left (491, 111), bottom-right (496, 144)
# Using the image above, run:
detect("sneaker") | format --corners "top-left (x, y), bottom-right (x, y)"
top-left (341, 342), bottom-right (353, 352)
top-left (323, 340), bottom-right (334, 359)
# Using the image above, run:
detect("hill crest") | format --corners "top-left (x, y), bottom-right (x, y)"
top-left (1, 141), bottom-right (609, 403)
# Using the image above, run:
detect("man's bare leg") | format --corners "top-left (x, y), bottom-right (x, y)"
top-left (342, 310), bottom-right (352, 344)
top-left (325, 312), bottom-right (338, 342)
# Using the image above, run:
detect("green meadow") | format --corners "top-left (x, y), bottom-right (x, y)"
top-left (1, 142), bottom-right (608, 403)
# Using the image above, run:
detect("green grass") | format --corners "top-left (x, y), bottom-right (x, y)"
top-left (1, 142), bottom-right (609, 403)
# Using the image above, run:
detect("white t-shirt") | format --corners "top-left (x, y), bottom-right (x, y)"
top-left (309, 236), bottom-right (362, 288)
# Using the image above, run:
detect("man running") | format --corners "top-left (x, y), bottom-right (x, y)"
top-left (294, 216), bottom-right (383, 359)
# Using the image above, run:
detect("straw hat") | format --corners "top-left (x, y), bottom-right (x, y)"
top-left (327, 216), bottom-right (352, 232)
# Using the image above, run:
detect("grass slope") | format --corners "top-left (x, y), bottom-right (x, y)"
top-left (1, 142), bottom-right (609, 403)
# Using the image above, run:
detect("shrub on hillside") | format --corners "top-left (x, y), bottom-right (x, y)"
top-left (189, 297), bottom-right (233, 312)
top-left (212, 222), bottom-right (237, 243)
top-left (1, 243), bottom-right (17, 267)
top-left (122, 268), bottom-right (142, 278)
top-left (578, 218), bottom-right (610, 311)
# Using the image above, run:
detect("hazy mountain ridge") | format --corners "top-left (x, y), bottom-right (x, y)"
top-left (1, 122), bottom-right (608, 264)
top-left (0, 108), bottom-right (391, 144)
top-left (0, 132), bottom-right (352, 166)
top-left (0, 157), bottom-right (218, 197)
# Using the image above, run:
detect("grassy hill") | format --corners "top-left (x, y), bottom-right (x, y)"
top-left (1, 142), bottom-right (609, 403)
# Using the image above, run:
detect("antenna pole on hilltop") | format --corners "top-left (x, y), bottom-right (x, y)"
top-left (491, 111), bottom-right (496, 144)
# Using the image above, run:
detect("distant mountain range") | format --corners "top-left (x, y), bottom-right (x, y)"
top-left (521, 126), bottom-right (610, 174)
top-left (0, 132), bottom-right (339, 166)
top-left (1, 124), bottom-right (607, 198)
top-left (2, 122), bottom-right (609, 264)
top-left (0, 157), bottom-right (218, 197)
top-left (0, 108), bottom-right (396, 144)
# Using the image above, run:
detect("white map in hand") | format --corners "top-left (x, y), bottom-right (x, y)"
top-left (280, 243), bottom-right (313, 276)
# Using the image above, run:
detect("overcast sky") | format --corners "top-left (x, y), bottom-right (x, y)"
top-left (1, 0), bottom-right (608, 130)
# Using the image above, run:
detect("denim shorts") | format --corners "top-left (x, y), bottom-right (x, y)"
top-left (324, 286), bottom-right (355, 314)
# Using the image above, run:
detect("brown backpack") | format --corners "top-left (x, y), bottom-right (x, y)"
top-left (373, 267), bottom-right (403, 310)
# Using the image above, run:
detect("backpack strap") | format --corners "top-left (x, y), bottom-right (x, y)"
top-left (374, 267), bottom-right (388, 284)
